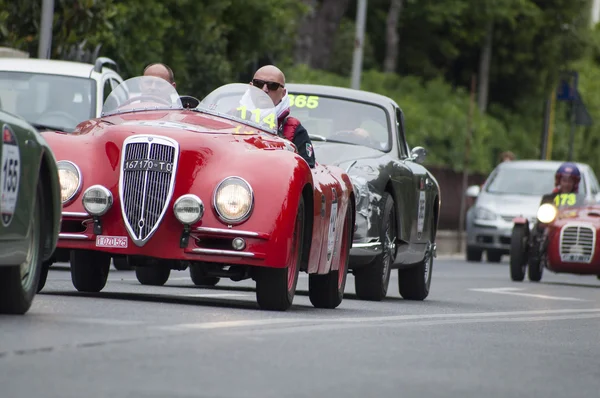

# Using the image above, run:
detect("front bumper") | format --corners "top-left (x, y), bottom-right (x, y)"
top-left (467, 217), bottom-right (533, 253)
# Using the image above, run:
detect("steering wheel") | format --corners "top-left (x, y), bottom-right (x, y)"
top-left (119, 94), bottom-right (172, 107)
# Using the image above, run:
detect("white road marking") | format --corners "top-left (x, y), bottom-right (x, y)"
top-left (470, 287), bottom-right (587, 301)
top-left (186, 293), bottom-right (252, 298)
top-left (157, 308), bottom-right (600, 332)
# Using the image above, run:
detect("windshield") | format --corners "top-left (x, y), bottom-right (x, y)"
top-left (485, 168), bottom-right (557, 195)
top-left (197, 83), bottom-right (279, 133)
top-left (102, 76), bottom-right (183, 116)
top-left (0, 71), bottom-right (96, 133)
top-left (287, 92), bottom-right (391, 151)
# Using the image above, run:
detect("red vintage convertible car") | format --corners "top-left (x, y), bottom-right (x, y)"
top-left (40, 76), bottom-right (355, 311)
top-left (510, 192), bottom-right (600, 282)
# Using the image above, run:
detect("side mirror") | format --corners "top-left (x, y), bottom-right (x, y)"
top-left (409, 146), bottom-right (427, 164)
top-left (466, 185), bottom-right (481, 197)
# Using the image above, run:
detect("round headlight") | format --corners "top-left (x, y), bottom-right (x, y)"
top-left (537, 203), bottom-right (557, 224)
top-left (57, 161), bottom-right (81, 204)
top-left (82, 185), bottom-right (113, 216)
top-left (213, 177), bottom-right (253, 224)
top-left (173, 194), bottom-right (204, 225)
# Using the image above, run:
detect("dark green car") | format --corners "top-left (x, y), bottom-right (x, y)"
top-left (0, 109), bottom-right (61, 314)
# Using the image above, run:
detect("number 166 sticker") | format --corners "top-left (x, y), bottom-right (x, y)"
top-left (1, 124), bottom-right (21, 227)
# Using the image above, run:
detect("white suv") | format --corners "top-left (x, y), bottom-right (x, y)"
top-left (0, 57), bottom-right (124, 133)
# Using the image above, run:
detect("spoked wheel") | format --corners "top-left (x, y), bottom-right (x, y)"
top-left (309, 203), bottom-right (352, 309)
top-left (509, 225), bottom-right (528, 282)
top-left (354, 192), bottom-right (396, 301)
top-left (0, 181), bottom-right (45, 314)
top-left (255, 196), bottom-right (304, 311)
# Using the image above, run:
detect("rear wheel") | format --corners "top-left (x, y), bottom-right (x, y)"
top-left (509, 225), bottom-right (528, 282)
top-left (113, 257), bottom-right (133, 271)
top-left (309, 203), bottom-right (352, 309)
top-left (70, 250), bottom-right (111, 292)
top-left (255, 196), bottom-right (304, 311)
top-left (466, 246), bottom-right (483, 262)
top-left (135, 264), bottom-right (171, 286)
top-left (354, 193), bottom-right (395, 301)
top-left (398, 218), bottom-right (435, 301)
top-left (189, 263), bottom-right (220, 286)
top-left (0, 180), bottom-right (45, 314)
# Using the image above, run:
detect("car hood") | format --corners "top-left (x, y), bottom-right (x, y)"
top-left (313, 141), bottom-right (383, 167)
top-left (475, 192), bottom-right (543, 218)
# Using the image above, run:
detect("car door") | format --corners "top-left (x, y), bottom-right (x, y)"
top-left (0, 112), bottom-right (38, 242)
top-left (395, 107), bottom-right (432, 243)
top-left (389, 107), bottom-right (419, 243)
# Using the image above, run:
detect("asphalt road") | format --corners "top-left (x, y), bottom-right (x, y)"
top-left (1, 256), bottom-right (599, 398)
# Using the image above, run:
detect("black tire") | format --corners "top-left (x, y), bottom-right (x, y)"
top-left (466, 246), bottom-right (483, 262)
top-left (0, 180), bottom-right (45, 314)
top-left (487, 250), bottom-right (502, 263)
top-left (113, 256), bottom-right (133, 271)
top-left (354, 192), bottom-right (395, 301)
top-left (509, 225), bottom-right (528, 282)
top-left (527, 250), bottom-right (544, 282)
top-left (255, 196), bottom-right (304, 311)
top-left (135, 265), bottom-right (170, 286)
top-left (398, 218), bottom-right (434, 301)
top-left (309, 203), bottom-right (352, 309)
top-left (70, 250), bottom-right (111, 292)
top-left (37, 261), bottom-right (50, 293)
top-left (189, 264), bottom-right (220, 286)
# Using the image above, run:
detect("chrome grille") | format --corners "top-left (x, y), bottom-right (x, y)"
top-left (119, 135), bottom-right (179, 246)
top-left (559, 223), bottom-right (595, 263)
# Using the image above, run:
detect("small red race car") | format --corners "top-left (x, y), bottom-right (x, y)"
top-left (510, 192), bottom-right (600, 282)
top-left (40, 76), bottom-right (355, 311)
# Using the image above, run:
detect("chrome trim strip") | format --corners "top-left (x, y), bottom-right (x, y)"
top-left (194, 227), bottom-right (260, 237)
top-left (59, 233), bottom-right (88, 240)
top-left (352, 242), bottom-right (382, 248)
top-left (62, 211), bottom-right (90, 218)
top-left (191, 248), bottom-right (255, 257)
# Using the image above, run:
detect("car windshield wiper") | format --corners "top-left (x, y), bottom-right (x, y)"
top-left (31, 123), bottom-right (73, 133)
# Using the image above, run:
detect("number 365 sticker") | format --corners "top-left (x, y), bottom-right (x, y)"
top-left (1, 124), bottom-right (20, 226)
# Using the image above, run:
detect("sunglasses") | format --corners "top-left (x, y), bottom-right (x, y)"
top-left (252, 79), bottom-right (283, 91)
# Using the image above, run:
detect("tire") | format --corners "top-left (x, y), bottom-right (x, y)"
top-left (0, 180), bottom-right (45, 314)
top-left (189, 263), bottom-right (220, 286)
top-left (509, 225), bottom-right (528, 282)
top-left (135, 264), bottom-right (170, 286)
top-left (70, 250), bottom-right (111, 292)
top-left (113, 256), bottom-right (133, 271)
top-left (487, 250), bottom-right (502, 263)
top-left (466, 246), bottom-right (483, 262)
top-left (309, 203), bottom-right (352, 309)
top-left (255, 196), bottom-right (304, 311)
top-left (37, 261), bottom-right (50, 293)
top-left (354, 192), bottom-right (395, 301)
top-left (398, 218), bottom-right (434, 301)
top-left (527, 249), bottom-right (544, 282)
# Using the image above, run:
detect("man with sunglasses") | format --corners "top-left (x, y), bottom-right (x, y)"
top-left (250, 65), bottom-right (316, 168)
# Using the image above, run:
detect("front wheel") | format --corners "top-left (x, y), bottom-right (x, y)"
top-left (398, 219), bottom-right (435, 301)
top-left (509, 225), bottom-right (528, 282)
top-left (309, 202), bottom-right (352, 309)
top-left (255, 196), bottom-right (304, 311)
top-left (354, 192), bottom-right (395, 301)
top-left (0, 180), bottom-right (45, 314)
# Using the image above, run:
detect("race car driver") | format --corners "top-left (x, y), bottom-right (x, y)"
top-left (249, 65), bottom-right (316, 168)
top-left (552, 162), bottom-right (581, 194)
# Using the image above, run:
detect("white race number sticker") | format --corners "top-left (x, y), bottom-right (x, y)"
top-left (326, 200), bottom-right (338, 262)
top-left (1, 124), bottom-right (21, 227)
top-left (417, 190), bottom-right (426, 234)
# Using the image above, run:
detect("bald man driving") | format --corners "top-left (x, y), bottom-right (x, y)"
top-left (250, 65), bottom-right (315, 168)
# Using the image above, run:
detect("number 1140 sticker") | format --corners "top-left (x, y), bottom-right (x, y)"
top-left (1, 124), bottom-right (21, 227)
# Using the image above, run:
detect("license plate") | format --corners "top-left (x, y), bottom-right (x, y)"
top-left (560, 253), bottom-right (591, 263)
top-left (96, 235), bottom-right (128, 248)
